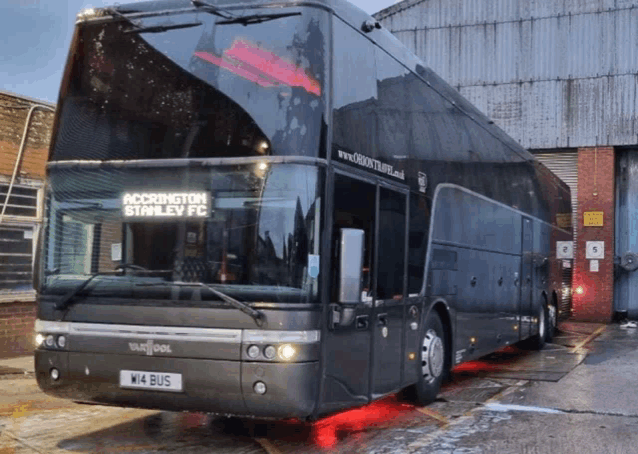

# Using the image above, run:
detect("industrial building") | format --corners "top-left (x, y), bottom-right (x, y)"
top-left (375, 0), bottom-right (638, 322)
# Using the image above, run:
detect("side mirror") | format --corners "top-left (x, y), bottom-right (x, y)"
top-left (338, 228), bottom-right (364, 304)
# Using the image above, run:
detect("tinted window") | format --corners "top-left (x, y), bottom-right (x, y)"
top-left (332, 18), bottom-right (377, 157)
top-left (376, 187), bottom-right (406, 299)
top-left (375, 48), bottom-right (411, 162)
top-left (52, 9), bottom-right (328, 161)
top-left (408, 193), bottom-right (429, 294)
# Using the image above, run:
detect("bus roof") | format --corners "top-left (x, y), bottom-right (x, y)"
top-left (87, 0), bottom-right (374, 25)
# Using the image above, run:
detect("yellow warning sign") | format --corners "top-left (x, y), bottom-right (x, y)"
top-left (583, 211), bottom-right (603, 227)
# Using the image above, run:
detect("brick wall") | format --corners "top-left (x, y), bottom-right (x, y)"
top-left (0, 91), bottom-right (55, 358)
top-left (572, 147), bottom-right (615, 322)
top-left (0, 92), bottom-right (54, 179)
top-left (0, 302), bottom-right (37, 358)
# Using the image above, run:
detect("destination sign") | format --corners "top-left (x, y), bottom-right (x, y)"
top-left (122, 192), bottom-right (210, 218)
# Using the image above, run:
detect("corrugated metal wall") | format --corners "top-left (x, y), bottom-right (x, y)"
top-left (375, 0), bottom-right (638, 149)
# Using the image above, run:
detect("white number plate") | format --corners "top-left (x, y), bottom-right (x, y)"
top-left (119, 370), bottom-right (183, 392)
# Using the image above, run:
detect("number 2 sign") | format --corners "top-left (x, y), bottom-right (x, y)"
top-left (556, 241), bottom-right (574, 259)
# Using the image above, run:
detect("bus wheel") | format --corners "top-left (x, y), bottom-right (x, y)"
top-left (414, 311), bottom-right (447, 406)
top-left (526, 305), bottom-right (547, 350)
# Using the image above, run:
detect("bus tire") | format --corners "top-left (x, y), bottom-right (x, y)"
top-left (414, 310), bottom-right (448, 406)
top-left (526, 304), bottom-right (547, 350)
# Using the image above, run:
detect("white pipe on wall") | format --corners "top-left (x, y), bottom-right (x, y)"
top-left (0, 103), bottom-right (55, 224)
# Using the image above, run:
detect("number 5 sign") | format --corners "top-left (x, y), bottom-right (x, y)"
top-left (586, 241), bottom-right (605, 259)
top-left (556, 241), bottom-right (574, 259)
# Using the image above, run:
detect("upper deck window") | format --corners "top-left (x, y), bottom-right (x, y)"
top-left (51, 7), bottom-right (328, 162)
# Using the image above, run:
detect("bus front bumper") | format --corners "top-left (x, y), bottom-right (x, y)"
top-left (35, 350), bottom-right (319, 419)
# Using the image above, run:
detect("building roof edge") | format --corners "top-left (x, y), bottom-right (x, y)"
top-left (0, 89), bottom-right (56, 109)
top-left (373, 0), bottom-right (428, 21)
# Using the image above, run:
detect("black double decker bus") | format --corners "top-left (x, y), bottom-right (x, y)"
top-left (34, 0), bottom-right (572, 419)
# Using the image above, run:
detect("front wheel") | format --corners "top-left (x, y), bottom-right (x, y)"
top-left (414, 310), bottom-right (448, 406)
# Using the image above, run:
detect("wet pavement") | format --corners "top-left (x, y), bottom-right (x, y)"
top-left (4, 322), bottom-right (638, 454)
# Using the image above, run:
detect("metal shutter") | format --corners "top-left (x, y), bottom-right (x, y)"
top-left (534, 151), bottom-right (578, 235)
top-left (533, 151), bottom-right (578, 319)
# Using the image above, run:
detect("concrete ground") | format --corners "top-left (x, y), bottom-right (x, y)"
top-left (4, 321), bottom-right (637, 454)
top-left (0, 356), bottom-right (34, 375)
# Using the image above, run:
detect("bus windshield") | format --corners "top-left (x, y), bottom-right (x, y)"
top-left (50, 7), bottom-right (327, 161)
top-left (41, 163), bottom-right (322, 304)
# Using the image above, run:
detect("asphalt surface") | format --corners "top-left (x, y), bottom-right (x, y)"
top-left (3, 322), bottom-right (638, 453)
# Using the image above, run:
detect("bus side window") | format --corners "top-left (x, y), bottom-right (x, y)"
top-left (408, 194), bottom-right (429, 295)
top-left (376, 188), bottom-right (406, 300)
top-left (331, 176), bottom-right (376, 302)
top-left (332, 18), bottom-right (377, 159)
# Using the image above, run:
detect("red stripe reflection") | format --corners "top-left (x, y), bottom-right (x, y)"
top-left (309, 395), bottom-right (413, 448)
top-left (194, 39), bottom-right (321, 96)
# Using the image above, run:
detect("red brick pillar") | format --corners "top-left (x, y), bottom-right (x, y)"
top-left (0, 301), bottom-right (37, 358)
top-left (572, 147), bottom-right (615, 322)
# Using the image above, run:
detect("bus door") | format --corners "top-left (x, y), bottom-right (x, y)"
top-left (520, 218), bottom-right (534, 338)
top-left (371, 185), bottom-right (408, 398)
top-left (323, 170), bottom-right (407, 409)
top-left (323, 171), bottom-right (376, 408)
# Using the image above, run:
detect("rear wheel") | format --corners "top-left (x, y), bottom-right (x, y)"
top-left (414, 310), bottom-right (448, 406)
top-left (525, 304), bottom-right (547, 350)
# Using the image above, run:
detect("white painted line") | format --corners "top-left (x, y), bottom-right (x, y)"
top-left (483, 403), bottom-right (564, 414)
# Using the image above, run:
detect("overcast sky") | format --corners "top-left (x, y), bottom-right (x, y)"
top-left (0, 0), bottom-right (397, 103)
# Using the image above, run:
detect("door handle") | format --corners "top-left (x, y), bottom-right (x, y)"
top-left (356, 315), bottom-right (369, 330)
top-left (377, 313), bottom-right (387, 327)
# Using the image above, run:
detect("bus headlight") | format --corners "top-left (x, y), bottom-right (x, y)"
top-left (45, 335), bottom-right (55, 347)
top-left (278, 344), bottom-right (296, 361)
top-left (57, 335), bottom-right (67, 348)
top-left (35, 333), bottom-right (45, 347)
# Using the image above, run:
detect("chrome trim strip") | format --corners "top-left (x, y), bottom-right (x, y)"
top-left (35, 320), bottom-right (70, 333)
top-left (47, 156), bottom-right (327, 169)
top-left (242, 330), bottom-right (320, 343)
top-left (69, 323), bottom-right (242, 343)
top-left (34, 320), bottom-right (320, 344)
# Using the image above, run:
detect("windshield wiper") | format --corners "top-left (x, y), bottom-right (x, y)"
top-left (104, 6), bottom-right (203, 34)
top-left (124, 21), bottom-right (203, 34)
top-left (191, 0), bottom-right (233, 19)
top-left (55, 273), bottom-right (107, 311)
top-left (55, 263), bottom-right (144, 311)
top-left (217, 12), bottom-right (301, 26)
top-left (199, 282), bottom-right (265, 327)
top-left (137, 281), bottom-right (265, 327)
